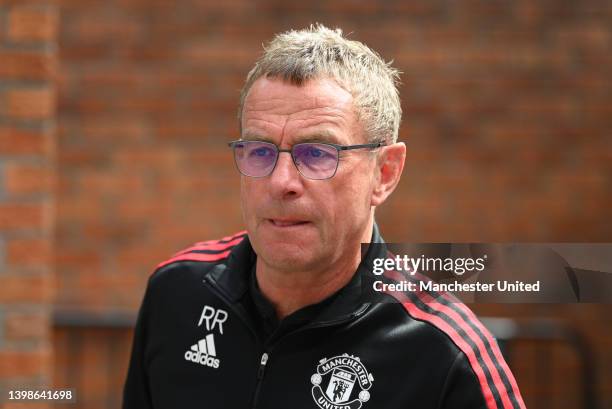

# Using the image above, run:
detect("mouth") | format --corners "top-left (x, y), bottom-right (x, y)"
top-left (266, 219), bottom-right (311, 228)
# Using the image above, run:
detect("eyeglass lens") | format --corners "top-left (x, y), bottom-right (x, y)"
top-left (232, 141), bottom-right (339, 179)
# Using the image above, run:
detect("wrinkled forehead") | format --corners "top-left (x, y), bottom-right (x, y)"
top-left (245, 75), bottom-right (352, 107)
top-left (241, 77), bottom-right (363, 145)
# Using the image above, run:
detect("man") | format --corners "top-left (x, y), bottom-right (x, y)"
top-left (123, 25), bottom-right (525, 409)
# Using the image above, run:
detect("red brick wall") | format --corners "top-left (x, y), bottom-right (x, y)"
top-left (0, 1), bottom-right (58, 407)
top-left (53, 1), bottom-right (611, 408)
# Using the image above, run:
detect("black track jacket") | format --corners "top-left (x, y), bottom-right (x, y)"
top-left (123, 225), bottom-right (525, 409)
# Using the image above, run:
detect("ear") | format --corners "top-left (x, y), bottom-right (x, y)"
top-left (371, 142), bottom-right (406, 207)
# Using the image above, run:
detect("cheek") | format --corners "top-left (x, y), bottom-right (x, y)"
top-left (240, 179), bottom-right (258, 221)
top-left (344, 163), bottom-right (376, 202)
top-left (326, 172), bottom-right (372, 222)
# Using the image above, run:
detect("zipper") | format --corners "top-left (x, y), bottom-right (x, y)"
top-left (204, 273), bottom-right (372, 408)
top-left (249, 303), bottom-right (371, 408)
top-left (203, 275), bottom-right (270, 409)
top-left (258, 352), bottom-right (269, 378)
top-left (251, 352), bottom-right (269, 408)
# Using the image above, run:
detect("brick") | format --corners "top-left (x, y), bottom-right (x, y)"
top-left (6, 237), bottom-right (51, 268)
top-left (154, 70), bottom-right (212, 90)
top-left (179, 41), bottom-right (257, 66)
top-left (0, 273), bottom-right (53, 304)
top-left (83, 222), bottom-right (144, 243)
top-left (154, 173), bottom-right (216, 193)
top-left (0, 127), bottom-right (53, 156)
top-left (80, 69), bottom-right (146, 91)
top-left (114, 198), bottom-right (172, 220)
top-left (77, 171), bottom-right (145, 196)
top-left (59, 43), bottom-right (114, 62)
top-left (56, 196), bottom-right (103, 224)
top-left (113, 95), bottom-right (178, 115)
top-left (4, 310), bottom-right (49, 341)
top-left (55, 248), bottom-right (102, 270)
top-left (112, 148), bottom-right (181, 170)
top-left (5, 88), bottom-right (55, 120)
top-left (80, 117), bottom-right (149, 145)
top-left (4, 163), bottom-right (53, 196)
top-left (0, 348), bottom-right (51, 378)
top-left (155, 119), bottom-right (211, 142)
top-left (68, 12), bottom-right (144, 43)
top-left (7, 5), bottom-right (58, 43)
top-left (58, 148), bottom-right (109, 168)
top-left (116, 245), bottom-right (174, 270)
top-left (0, 203), bottom-right (44, 231)
top-left (0, 50), bottom-right (56, 80)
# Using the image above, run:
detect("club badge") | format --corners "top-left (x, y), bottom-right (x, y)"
top-left (311, 353), bottom-right (374, 409)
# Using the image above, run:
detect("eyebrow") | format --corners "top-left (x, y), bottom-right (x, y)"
top-left (242, 130), bottom-right (341, 145)
top-left (242, 132), bottom-right (275, 143)
top-left (295, 132), bottom-right (341, 145)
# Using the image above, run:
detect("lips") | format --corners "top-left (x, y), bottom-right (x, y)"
top-left (267, 219), bottom-right (310, 227)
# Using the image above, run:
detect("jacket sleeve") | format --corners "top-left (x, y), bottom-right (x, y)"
top-left (122, 278), bottom-right (154, 409)
top-left (437, 351), bottom-right (488, 409)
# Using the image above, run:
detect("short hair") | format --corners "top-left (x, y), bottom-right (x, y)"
top-left (238, 24), bottom-right (402, 143)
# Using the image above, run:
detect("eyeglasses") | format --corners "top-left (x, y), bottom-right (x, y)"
top-left (228, 140), bottom-right (385, 180)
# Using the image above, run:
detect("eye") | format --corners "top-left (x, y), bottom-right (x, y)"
top-left (308, 147), bottom-right (323, 158)
top-left (249, 146), bottom-right (274, 157)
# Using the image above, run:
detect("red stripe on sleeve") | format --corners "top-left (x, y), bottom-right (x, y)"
top-left (414, 291), bottom-right (515, 409)
top-left (173, 235), bottom-right (245, 256)
top-left (396, 267), bottom-right (524, 408)
top-left (438, 292), bottom-right (526, 409)
top-left (156, 249), bottom-right (232, 270)
top-left (390, 293), bottom-right (499, 409)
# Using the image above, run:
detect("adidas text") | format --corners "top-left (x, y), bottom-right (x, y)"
top-left (184, 350), bottom-right (220, 369)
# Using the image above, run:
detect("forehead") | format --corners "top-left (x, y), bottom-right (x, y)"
top-left (241, 77), bottom-right (361, 144)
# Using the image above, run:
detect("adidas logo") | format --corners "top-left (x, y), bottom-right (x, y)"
top-left (184, 334), bottom-right (220, 369)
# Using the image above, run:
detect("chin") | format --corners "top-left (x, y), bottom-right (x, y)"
top-left (256, 243), bottom-right (322, 273)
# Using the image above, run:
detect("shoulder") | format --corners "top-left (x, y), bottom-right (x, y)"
top-left (149, 230), bottom-right (247, 286)
top-left (374, 271), bottom-right (523, 408)
top-left (374, 270), bottom-right (496, 356)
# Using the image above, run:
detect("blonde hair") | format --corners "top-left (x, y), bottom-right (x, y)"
top-left (238, 24), bottom-right (402, 143)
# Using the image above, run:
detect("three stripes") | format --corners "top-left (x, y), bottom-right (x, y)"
top-left (382, 268), bottom-right (525, 409)
top-left (156, 231), bottom-right (247, 269)
top-left (191, 333), bottom-right (217, 356)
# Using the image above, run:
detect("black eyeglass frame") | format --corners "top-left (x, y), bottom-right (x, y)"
top-left (227, 139), bottom-right (386, 180)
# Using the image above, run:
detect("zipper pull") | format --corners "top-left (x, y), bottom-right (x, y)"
top-left (258, 352), bottom-right (269, 379)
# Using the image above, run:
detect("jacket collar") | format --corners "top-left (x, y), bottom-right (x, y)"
top-left (208, 223), bottom-right (387, 322)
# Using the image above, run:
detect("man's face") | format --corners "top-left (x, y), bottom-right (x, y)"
top-left (240, 77), bottom-right (380, 273)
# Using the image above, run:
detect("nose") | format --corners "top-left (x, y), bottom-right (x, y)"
top-left (268, 151), bottom-right (304, 199)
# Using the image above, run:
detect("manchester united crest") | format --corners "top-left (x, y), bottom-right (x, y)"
top-left (311, 353), bottom-right (374, 409)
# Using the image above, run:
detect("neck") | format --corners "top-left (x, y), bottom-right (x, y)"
top-left (255, 222), bottom-right (374, 319)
